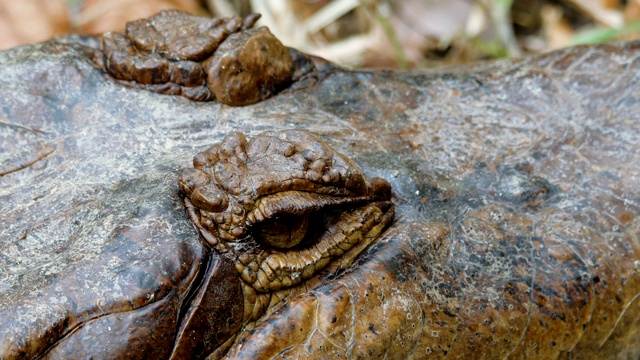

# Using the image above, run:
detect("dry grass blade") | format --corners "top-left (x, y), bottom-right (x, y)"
top-left (303, 0), bottom-right (360, 33)
top-left (566, 0), bottom-right (624, 27)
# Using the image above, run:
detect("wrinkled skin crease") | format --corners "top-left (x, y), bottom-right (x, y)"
top-left (177, 130), bottom-right (395, 356)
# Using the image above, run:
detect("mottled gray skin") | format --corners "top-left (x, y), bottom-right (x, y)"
top-left (1, 38), bottom-right (639, 359)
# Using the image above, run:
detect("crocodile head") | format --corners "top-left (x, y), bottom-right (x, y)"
top-left (177, 130), bottom-right (394, 356)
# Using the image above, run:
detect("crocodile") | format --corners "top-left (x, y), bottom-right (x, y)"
top-left (0, 12), bottom-right (639, 359)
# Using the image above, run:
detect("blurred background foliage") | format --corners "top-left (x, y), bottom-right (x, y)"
top-left (1, 0), bottom-right (639, 68)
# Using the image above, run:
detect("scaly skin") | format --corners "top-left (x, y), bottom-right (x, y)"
top-left (223, 165), bottom-right (640, 359)
top-left (1, 20), bottom-right (640, 358)
top-left (178, 130), bottom-right (395, 348)
top-left (94, 10), bottom-right (316, 105)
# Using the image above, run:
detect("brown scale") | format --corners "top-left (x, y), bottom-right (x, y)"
top-left (94, 10), bottom-right (317, 106)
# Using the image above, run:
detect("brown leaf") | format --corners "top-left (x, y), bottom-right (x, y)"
top-left (78, 0), bottom-right (205, 35)
top-left (0, 0), bottom-right (70, 50)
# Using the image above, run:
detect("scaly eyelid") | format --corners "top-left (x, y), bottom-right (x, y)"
top-left (237, 201), bottom-right (394, 293)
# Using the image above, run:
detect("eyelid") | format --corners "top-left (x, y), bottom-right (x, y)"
top-left (237, 201), bottom-right (394, 292)
top-left (247, 191), bottom-right (376, 226)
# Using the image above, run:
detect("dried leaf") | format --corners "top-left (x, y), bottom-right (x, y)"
top-left (541, 5), bottom-right (574, 49)
top-left (0, 0), bottom-right (70, 50)
top-left (78, 0), bottom-right (204, 35)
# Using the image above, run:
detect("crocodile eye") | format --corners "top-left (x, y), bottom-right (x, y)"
top-left (255, 214), bottom-right (310, 249)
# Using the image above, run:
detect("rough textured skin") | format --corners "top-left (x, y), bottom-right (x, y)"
top-left (0, 31), bottom-right (639, 360)
top-left (178, 130), bottom-right (393, 331)
top-left (95, 10), bottom-right (312, 105)
top-left (202, 28), bottom-right (295, 106)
